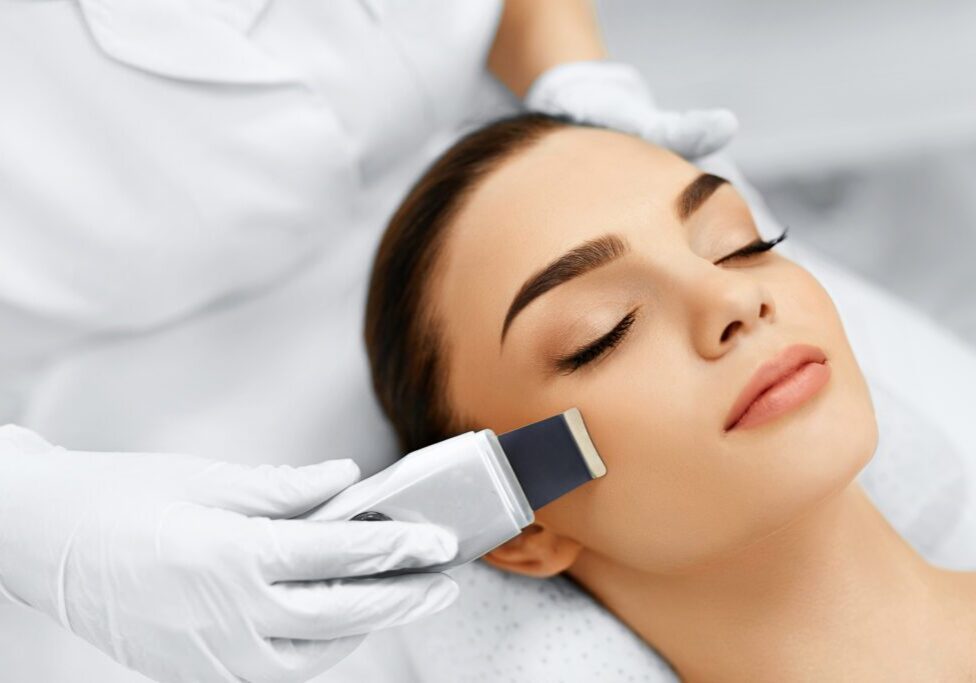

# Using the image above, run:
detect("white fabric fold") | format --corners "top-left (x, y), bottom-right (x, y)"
top-left (76, 0), bottom-right (300, 84)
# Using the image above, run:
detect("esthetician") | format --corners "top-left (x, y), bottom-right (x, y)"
top-left (0, 2), bottom-right (735, 681)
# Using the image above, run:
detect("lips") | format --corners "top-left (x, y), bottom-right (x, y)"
top-left (724, 343), bottom-right (829, 432)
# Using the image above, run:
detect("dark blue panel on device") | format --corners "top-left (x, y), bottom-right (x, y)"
top-left (498, 413), bottom-right (592, 510)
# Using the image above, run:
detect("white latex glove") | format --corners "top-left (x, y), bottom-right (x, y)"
top-left (524, 60), bottom-right (738, 159)
top-left (0, 425), bottom-right (459, 683)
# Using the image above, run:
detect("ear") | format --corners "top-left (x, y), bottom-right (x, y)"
top-left (483, 522), bottom-right (583, 578)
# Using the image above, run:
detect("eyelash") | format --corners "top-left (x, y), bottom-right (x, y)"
top-left (556, 309), bottom-right (638, 374)
top-left (555, 228), bottom-right (789, 374)
top-left (714, 227), bottom-right (789, 265)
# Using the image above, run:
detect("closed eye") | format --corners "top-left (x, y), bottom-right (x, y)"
top-left (715, 227), bottom-right (788, 265)
top-left (553, 228), bottom-right (787, 375)
top-left (556, 308), bottom-right (638, 374)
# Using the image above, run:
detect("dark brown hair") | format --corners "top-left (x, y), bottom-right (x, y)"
top-left (364, 113), bottom-right (581, 453)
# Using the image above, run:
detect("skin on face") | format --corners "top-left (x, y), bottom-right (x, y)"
top-left (430, 126), bottom-right (878, 577)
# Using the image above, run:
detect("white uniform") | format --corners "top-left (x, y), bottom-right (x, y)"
top-left (0, 1), bottom-right (504, 680)
top-left (0, 0), bottom-right (508, 461)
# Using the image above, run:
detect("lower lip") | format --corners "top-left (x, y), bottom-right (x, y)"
top-left (729, 361), bottom-right (831, 431)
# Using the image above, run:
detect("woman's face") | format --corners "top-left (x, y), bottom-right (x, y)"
top-left (430, 127), bottom-right (877, 574)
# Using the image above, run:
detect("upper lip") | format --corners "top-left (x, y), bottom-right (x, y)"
top-left (724, 343), bottom-right (828, 431)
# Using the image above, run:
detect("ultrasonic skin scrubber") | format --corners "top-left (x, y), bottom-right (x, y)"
top-left (303, 408), bottom-right (606, 570)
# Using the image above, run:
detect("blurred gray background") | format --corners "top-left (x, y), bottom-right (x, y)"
top-left (597, 0), bottom-right (976, 347)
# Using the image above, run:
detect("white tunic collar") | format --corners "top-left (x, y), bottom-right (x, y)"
top-left (76, 0), bottom-right (301, 84)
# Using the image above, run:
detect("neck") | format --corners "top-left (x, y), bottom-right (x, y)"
top-left (570, 483), bottom-right (975, 682)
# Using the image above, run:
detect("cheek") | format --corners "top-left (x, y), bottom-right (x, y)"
top-left (772, 267), bottom-right (879, 491)
top-left (536, 342), bottom-right (741, 573)
top-left (540, 265), bottom-right (878, 575)
top-left (711, 268), bottom-right (879, 558)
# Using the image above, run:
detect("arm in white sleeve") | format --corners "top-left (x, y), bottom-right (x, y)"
top-left (0, 424), bottom-right (458, 683)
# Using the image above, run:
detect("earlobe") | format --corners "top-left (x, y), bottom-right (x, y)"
top-left (483, 523), bottom-right (583, 578)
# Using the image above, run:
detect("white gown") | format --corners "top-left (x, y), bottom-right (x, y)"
top-left (0, 0), bottom-right (509, 465)
top-left (0, 1), bottom-right (506, 681)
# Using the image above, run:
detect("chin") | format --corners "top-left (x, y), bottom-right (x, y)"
top-left (814, 350), bottom-right (879, 478)
top-left (794, 374), bottom-right (877, 493)
top-left (722, 365), bottom-right (879, 559)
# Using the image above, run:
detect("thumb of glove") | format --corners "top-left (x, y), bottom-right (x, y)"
top-left (639, 108), bottom-right (739, 159)
top-left (524, 60), bottom-right (739, 160)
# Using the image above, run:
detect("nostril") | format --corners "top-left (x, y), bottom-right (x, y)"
top-left (720, 320), bottom-right (742, 343)
top-left (759, 303), bottom-right (771, 319)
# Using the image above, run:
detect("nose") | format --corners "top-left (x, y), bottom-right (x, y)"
top-left (687, 268), bottom-right (776, 359)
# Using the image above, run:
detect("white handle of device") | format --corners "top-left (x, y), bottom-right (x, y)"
top-left (302, 431), bottom-right (534, 570)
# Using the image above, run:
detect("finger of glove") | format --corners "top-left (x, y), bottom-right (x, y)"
top-left (260, 519), bottom-right (458, 581)
top-left (262, 634), bottom-right (366, 682)
top-left (186, 459), bottom-right (361, 518)
top-left (223, 628), bottom-right (365, 683)
top-left (642, 108), bottom-right (738, 159)
top-left (258, 573), bottom-right (459, 641)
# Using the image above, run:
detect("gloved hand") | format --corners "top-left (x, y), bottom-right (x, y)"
top-left (0, 425), bottom-right (459, 683)
top-left (524, 60), bottom-right (738, 159)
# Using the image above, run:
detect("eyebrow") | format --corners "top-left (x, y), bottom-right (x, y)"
top-left (676, 173), bottom-right (728, 221)
top-left (499, 173), bottom-right (728, 344)
top-left (501, 234), bottom-right (628, 343)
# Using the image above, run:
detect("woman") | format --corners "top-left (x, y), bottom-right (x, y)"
top-left (365, 114), bottom-right (976, 681)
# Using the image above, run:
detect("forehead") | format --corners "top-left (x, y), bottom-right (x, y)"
top-left (434, 128), bottom-right (697, 330)
top-left (428, 127), bottom-right (702, 422)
